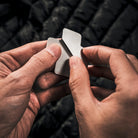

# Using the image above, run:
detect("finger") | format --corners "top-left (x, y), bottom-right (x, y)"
top-left (88, 65), bottom-right (114, 80)
top-left (83, 46), bottom-right (137, 80)
top-left (36, 84), bottom-right (70, 106)
top-left (0, 53), bottom-right (20, 71)
top-left (35, 72), bottom-right (65, 90)
top-left (4, 41), bottom-right (47, 66)
top-left (91, 86), bottom-right (114, 100)
top-left (127, 54), bottom-right (138, 72)
top-left (69, 56), bottom-right (97, 110)
top-left (10, 44), bottom-right (61, 85)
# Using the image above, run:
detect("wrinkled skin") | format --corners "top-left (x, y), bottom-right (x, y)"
top-left (0, 41), bottom-right (68, 138)
top-left (69, 46), bottom-right (138, 138)
top-left (1, 42), bottom-right (138, 138)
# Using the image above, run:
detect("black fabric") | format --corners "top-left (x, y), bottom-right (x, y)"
top-left (0, 0), bottom-right (138, 137)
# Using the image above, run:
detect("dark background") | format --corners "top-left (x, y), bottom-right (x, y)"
top-left (0, 0), bottom-right (138, 137)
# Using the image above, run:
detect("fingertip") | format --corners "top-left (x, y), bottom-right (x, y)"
top-left (82, 47), bottom-right (93, 58)
top-left (82, 46), bottom-right (93, 51)
top-left (69, 56), bottom-right (82, 69)
top-left (82, 47), bottom-right (87, 55)
top-left (46, 44), bottom-right (61, 58)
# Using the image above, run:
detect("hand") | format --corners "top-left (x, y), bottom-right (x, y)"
top-left (69, 46), bottom-right (138, 138)
top-left (0, 41), bottom-right (68, 138)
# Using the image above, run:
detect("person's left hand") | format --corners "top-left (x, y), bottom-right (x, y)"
top-left (0, 41), bottom-right (68, 138)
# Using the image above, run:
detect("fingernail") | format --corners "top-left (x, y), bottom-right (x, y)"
top-left (70, 56), bottom-right (80, 69)
top-left (46, 44), bottom-right (61, 57)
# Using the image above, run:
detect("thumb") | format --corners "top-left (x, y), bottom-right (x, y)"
top-left (69, 56), bottom-right (97, 111)
top-left (9, 44), bottom-right (61, 86)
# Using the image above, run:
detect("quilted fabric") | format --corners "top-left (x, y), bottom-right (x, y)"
top-left (0, 0), bottom-right (138, 137)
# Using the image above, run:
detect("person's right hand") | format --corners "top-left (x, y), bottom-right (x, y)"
top-left (69, 46), bottom-right (138, 138)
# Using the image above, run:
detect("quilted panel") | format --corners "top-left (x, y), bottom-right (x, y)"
top-left (0, 0), bottom-right (138, 137)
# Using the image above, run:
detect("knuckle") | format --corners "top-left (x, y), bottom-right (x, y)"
top-left (114, 49), bottom-right (125, 56)
top-left (127, 54), bottom-right (137, 61)
top-left (0, 53), bottom-right (20, 70)
top-left (26, 43), bottom-right (41, 54)
top-left (121, 78), bottom-right (138, 102)
top-left (110, 49), bottom-right (126, 60)
top-left (118, 49), bottom-right (125, 55)
top-left (0, 54), bottom-right (6, 62)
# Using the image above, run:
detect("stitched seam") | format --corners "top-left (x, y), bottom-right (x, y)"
top-left (82, 2), bottom-right (129, 44)
top-left (0, 0), bottom-right (59, 50)
top-left (55, 0), bottom-right (83, 36)
top-left (120, 25), bottom-right (138, 49)
top-left (80, 0), bottom-right (105, 34)
top-left (0, 21), bottom-right (33, 50)
top-left (99, 4), bottom-right (129, 43)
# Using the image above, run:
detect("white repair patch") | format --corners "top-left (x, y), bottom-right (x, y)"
top-left (46, 28), bottom-right (84, 77)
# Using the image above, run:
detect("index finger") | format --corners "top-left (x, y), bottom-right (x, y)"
top-left (3, 41), bottom-right (47, 66)
top-left (83, 46), bottom-right (137, 80)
